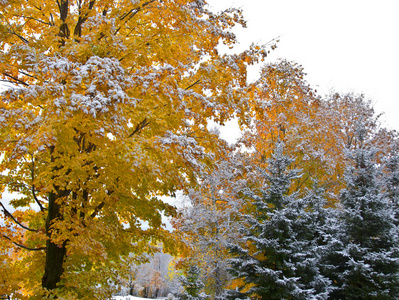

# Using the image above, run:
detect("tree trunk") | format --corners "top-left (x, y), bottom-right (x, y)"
top-left (41, 191), bottom-right (68, 291)
top-left (42, 240), bottom-right (67, 290)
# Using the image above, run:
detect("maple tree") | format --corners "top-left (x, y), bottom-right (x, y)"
top-left (241, 60), bottom-right (342, 198)
top-left (242, 61), bottom-right (396, 201)
top-left (0, 0), bottom-right (271, 297)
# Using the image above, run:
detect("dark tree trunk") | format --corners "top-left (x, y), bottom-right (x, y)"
top-left (129, 285), bottom-right (134, 296)
top-left (41, 191), bottom-right (68, 291)
top-left (42, 240), bottom-right (67, 290)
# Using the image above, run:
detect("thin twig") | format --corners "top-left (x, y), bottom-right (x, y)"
top-left (128, 118), bottom-right (150, 138)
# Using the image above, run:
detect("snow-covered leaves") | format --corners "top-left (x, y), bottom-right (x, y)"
top-left (0, 0), bottom-right (268, 296)
top-left (5, 55), bottom-right (134, 118)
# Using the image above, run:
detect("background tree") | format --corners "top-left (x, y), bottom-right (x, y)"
top-left (242, 60), bottom-right (340, 196)
top-left (384, 143), bottom-right (399, 226)
top-left (173, 151), bottom-right (250, 299)
top-left (243, 64), bottom-right (394, 201)
top-left (0, 0), bottom-right (272, 297)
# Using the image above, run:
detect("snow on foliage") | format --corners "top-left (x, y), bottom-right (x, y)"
top-left (329, 127), bottom-right (399, 299)
top-left (227, 142), bottom-right (333, 300)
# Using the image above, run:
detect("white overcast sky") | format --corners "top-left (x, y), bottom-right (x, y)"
top-left (207, 0), bottom-right (399, 135)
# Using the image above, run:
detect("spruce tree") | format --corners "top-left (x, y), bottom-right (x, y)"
top-left (227, 142), bottom-right (331, 300)
top-left (385, 153), bottom-right (399, 226)
top-left (178, 265), bottom-right (207, 300)
top-left (334, 129), bottom-right (399, 299)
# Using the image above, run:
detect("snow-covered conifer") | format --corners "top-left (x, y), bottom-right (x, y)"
top-left (178, 265), bottom-right (207, 300)
top-left (384, 152), bottom-right (399, 226)
top-left (333, 127), bottom-right (399, 299)
top-left (227, 142), bottom-right (332, 300)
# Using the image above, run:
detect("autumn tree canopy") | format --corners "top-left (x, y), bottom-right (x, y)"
top-left (0, 0), bottom-right (272, 297)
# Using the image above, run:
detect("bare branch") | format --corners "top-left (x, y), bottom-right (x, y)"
top-left (28, 154), bottom-right (46, 212)
top-left (3, 18), bottom-right (30, 44)
top-left (32, 186), bottom-right (46, 212)
top-left (128, 118), bottom-right (150, 138)
top-left (15, 15), bottom-right (53, 26)
top-left (19, 70), bottom-right (38, 80)
top-left (1, 233), bottom-right (46, 251)
top-left (114, 0), bottom-right (157, 36)
top-left (185, 79), bottom-right (201, 90)
top-left (2, 73), bottom-right (29, 86)
top-left (0, 202), bottom-right (38, 232)
top-left (73, 0), bottom-right (96, 37)
top-left (90, 202), bottom-right (105, 219)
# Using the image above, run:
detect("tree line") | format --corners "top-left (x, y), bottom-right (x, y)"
top-left (174, 81), bottom-right (399, 299)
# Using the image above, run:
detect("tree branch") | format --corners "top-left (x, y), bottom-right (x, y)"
top-left (19, 70), bottom-right (38, 80)
top-left (185, 79), bottom-right (201, 90)
top-left (28, 154), bottom-right (46, 212)
top-left (32, 186), bottom-right (46, 212)
top-left (73, 0), bottom-right (96, 37)
top-left (3, 18), bottom-right (30, 44)
top-left (90, 202), bottom-right (105, 219)
top-left (0, 202), bottom-right (38, 232)
top-left (114, 0), bottom-right (156, 36)
top-left (15, 14), bottom-right (53, 26)
top-left (128, 118), bottom-right (150, 138)
top-left (58, 0), bottom-right (70, 44)
top-left (1, 233), bottom-right (46, 251)
top-left (3, 73), bottom-right (29, 86)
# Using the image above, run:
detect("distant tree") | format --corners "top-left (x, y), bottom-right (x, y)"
top-left (174, 152), bottom-right (249, 299)
top-left (227, 142), bottom-right (332, 300)
top-left (118, 251), bottom-right (176, 298)
top-left (242, 60), bottom-right (345, 198)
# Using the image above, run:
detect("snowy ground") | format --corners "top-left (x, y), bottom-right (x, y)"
top-left (112, 297), bottom-right (166, 300)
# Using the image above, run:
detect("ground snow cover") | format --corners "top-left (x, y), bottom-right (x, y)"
top-left (112, 297), bottom-right (166, 300)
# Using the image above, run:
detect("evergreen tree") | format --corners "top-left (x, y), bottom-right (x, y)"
top-left (385, 152), bottom-right (399, 226)
top-left (227, 142), bottom-right (331, 300)
top-left (178, 265), bottom-right (207, 300)
top-left (333, 129), bottom-right (399, 299)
